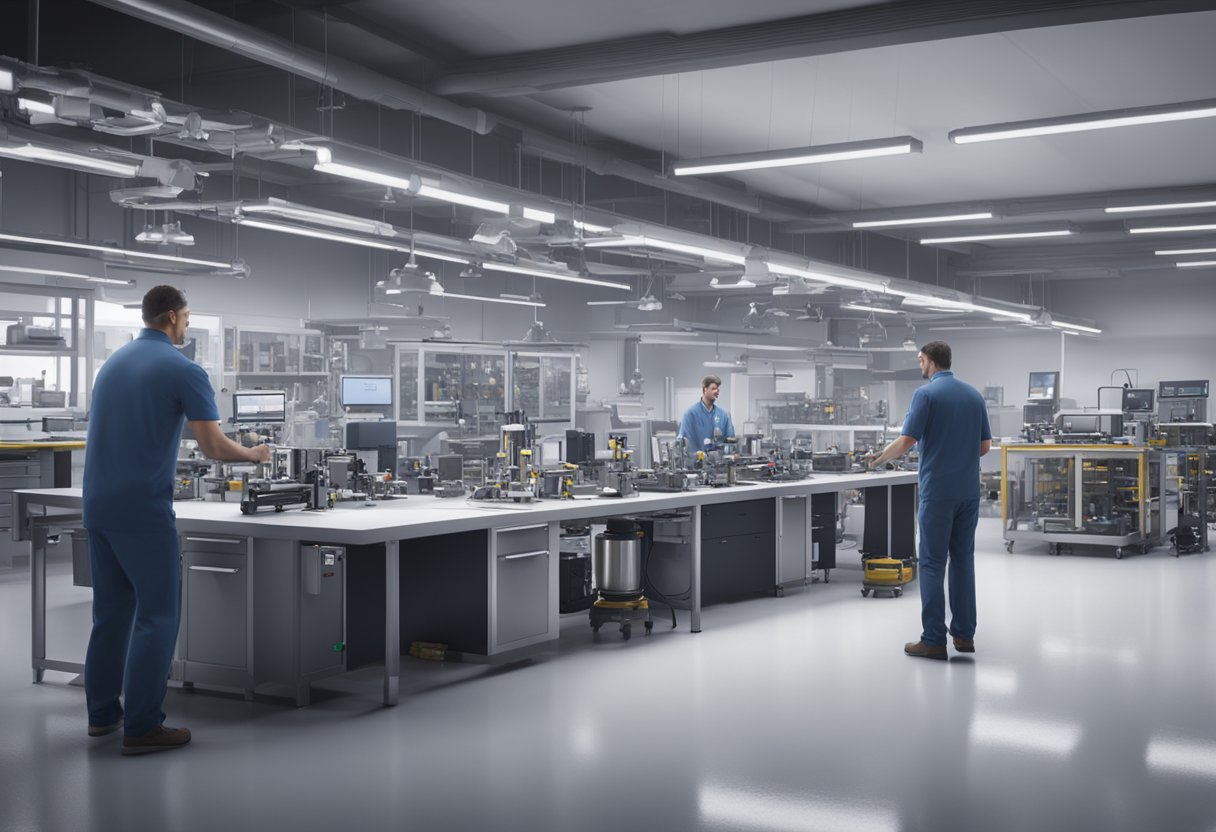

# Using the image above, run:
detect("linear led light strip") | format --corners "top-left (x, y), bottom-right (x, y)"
top-left (0, 231), bottom-right (233, 269)
top-left (1129, 223), bottom-right (1216, 234)
top-left (890, 289), bottom-right (1033, 322)
top-left (1050, 320), bottom-right (1102, 334)
top-left (950, 98), bottom-right (1216, 144)
top-left (0, 68), bottom-right (13, 92)
top-left (853, 212), bottom-right (993, 229)
top-left (312, 147), bottom-right (510, 215)
top-left (672, 136), bottom-right (923, 176)
top-left (235, 217), bottom-right (470, 265)
top-left (240, 203), bottom-right (390, 235)
top-left (766, 263), bottom-right (880, 292)
top-left (583, 235), bottom-right (747, 265)
top-left (1154, 247), bottom-right (1216, 255)
top-left (0, 143), bottom-right (141, 177)
top-left (842, 302), bottom-right (902, 315)
top-left (481, 261), bottom-right (631, 291)
top-left (0, 264), bottom-right (133, 286)
top-left (441, 292), bottom-right (544, 308)
top-left (1176, 260), bottom-right (1216, 269)
top-left (1105, 200), bottom-right (1216, 214)
top-left (920, 230), bottom-right (1073, 245)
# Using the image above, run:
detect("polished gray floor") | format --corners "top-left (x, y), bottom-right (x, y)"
top-left (2, 516), bottom-right (1215, 832)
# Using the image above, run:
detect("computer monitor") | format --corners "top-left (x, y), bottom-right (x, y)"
top-left (1023, 403), bottom-right (1055, 424)
top-left (1122, 388), bottom-right (1155, 413)
top-left (1158, 380), bottom-right (1209, 400)
top-left (1027, 371), bottom-right (1059, 402)
top-left (341, 375), bottom-right (393, 407)
top-left (232, 390), bottom-right (286, 424)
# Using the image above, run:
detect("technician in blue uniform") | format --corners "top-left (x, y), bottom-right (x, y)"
top-left (83, 285), bottom-right (270, 755)
top-left (867, 341), bottom-right (991, 661)
top-left (677, 374), bottom-right (736, 461)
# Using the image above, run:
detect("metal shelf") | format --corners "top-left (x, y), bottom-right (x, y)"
top-left (0, 345), bottom-right (75, 357)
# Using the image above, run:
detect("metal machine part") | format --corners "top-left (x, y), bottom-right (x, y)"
top-left (593, 519), bottom-right (645, 598)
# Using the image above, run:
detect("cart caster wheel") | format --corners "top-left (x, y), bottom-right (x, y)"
top-left (861, 588), bottom-right (870, 597)
top-left (775, 586), bottom-right (785, 598)
top-left (1115, 548), bottom-right (1123, 560)
top-left (644, 621), bottom-right (653, 634)
top-left (1005, 541), bottom-right (1014, 553)
top-left (621, 624), bottom-right (631, 641)
top-left (894, 589), bottom-right (903, 598)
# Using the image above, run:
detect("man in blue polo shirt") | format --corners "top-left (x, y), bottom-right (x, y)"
top-left (84, 285), bottom-right (270, 755)
top-left (677, 375), bottom-right (736, 462)
top-left (867, 341), bottom-right (991, 661)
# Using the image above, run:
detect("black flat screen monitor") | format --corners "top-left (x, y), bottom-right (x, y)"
top-left (1027, 371), bottom-right (1059, 402)
top-left (1158, 380), bottom-right (1209, 400)
top-left (232, 391), bottom-right (286, 424)
top-left (341, 375), bottom-right (393, 407)
top-left (1122, 388), bottom-right (1155, 413)
top-left (1023, 403), bottom-right (1055, 424)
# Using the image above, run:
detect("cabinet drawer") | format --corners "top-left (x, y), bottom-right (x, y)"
top-left (701, 498), bottom-right (774, 539)
top-left (495, 547), bottom-right (549, 646)
top-left (0, 459), bottom-right (41, 476)
top-left (181, 534), bottom-right (248, 556)
top-left (0, 476), bottom-right (45, 490)
top-left (494, 524), bottom-right (549, 558)
top-left (702, 531), bottom-right (775, 605)
top-left (183, 551), bottom-right (248, 669)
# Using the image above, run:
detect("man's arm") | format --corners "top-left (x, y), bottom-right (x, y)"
top-left (868, 435), bottom-right (917, 469)
top-left (189, 420), bottom-right (271, 463)
top-left (980, 439), bottom-right (992, 457)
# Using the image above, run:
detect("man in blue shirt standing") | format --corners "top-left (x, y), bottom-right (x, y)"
top-left (677, 375), bottom-right (736, 462)
top-left (84, 286), bottom-right (270, 755)
top-left (867, 341), bottom-right (991, 661)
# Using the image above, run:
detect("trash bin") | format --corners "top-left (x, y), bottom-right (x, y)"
top-left (71, 528), bottom-right (92, 588)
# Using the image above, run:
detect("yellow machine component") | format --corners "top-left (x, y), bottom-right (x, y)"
top-left (592, 598), bottom-right (650, 610)
top-left (861, 557), bottom-right (915, 597)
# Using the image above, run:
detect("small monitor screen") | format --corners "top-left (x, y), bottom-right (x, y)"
top-left (341, 375), bottom-right (393, 407)
top-left (1023, 403), bottom-right (1054, 424)
top-left (232, 391), bottom-right (286, 423)
top-left (1122, 388), bottom-right (1155, 413)
top-left (1027, 371), bottom-right (1059, 402)
top-left (1158, 380), bottom-right (1209, 400)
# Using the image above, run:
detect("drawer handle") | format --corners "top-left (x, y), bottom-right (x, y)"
top-left (498, 523), bottom-right (548, 534)
top-left (188, 565), bottom-right (241, 574)
top-left (500, 550), bottom-right (548, 561)
top-left (185, 536), bottom-right (244, 545)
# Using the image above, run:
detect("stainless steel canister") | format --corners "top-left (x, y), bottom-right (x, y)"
top-left (593, 520), bottom-right (644, 596)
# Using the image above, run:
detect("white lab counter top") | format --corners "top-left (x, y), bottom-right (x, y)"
top-left (18, 470), bottom-right (916, 546)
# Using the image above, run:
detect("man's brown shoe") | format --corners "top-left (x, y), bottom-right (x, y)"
top-left (904, 641), bottom-right (948, 660)
top-left (953, 637), bottom-right (975, 653)
top-left (121, 724), bottom-right (191, 756)
top-left (88, 720), bottom-right (123, 738)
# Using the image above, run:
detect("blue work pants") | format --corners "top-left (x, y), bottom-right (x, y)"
top-left (916, 499), bottom-right (979, 647)
top-left (84, 527), bottom-right (181, 737)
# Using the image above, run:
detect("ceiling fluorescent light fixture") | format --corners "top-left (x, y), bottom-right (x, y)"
top-left (766, 263), bottom-right (880, 292)
top-left (890, 289), bottom-right (1032, 321)
top-left (1105, 200), bottom-right (1216, 214)
top-left (672, 136), bottom-right (922, 176)
top-left (413, 249), bottom-right (470, 265)
top-left (442, 292), bottom-right (544, 308)
top-left (314, 159), bottom-right (417, 191)
top-left (17, 97), bottom-right (56, 115)
top-left (921, 230), bottom-right (1073, 245)
top-left (0, 69), bottom-right (14, 92)
top-left (950, 97), bottom-right (1216, 144)
top-left (522, 207), bottom-right (556, 224)
top-left (853, 212), bottom-right (993, 229)
top-left (1128, 223), bottom-right (1216, 235)
top-left (0, 231), bottom-right (232, 269)
top-left (236, 217), bottom-right (409, 252)
top-left (416, 184), bottom-right (509, 214)
top-left (1176, 260), bottom-right (1216, 268)
top-left (0, 265), bottom-right (134, 286)
top-left (583, 235), bottom-right (746, 265)
top-left (482, 261), bottom-right (630, 290)
top-left (1049, 320), bottom-right (1102, 334)
top-left (573, 219), bottom-right (613, 234)
top-left (1154, 247), bottom-right (1216, 255)
top-left (0, 143), bottom-right (141, 177)
top-left (842, 302), bottom-right (902, 315)
top-left (240, 202), bottom-right (388, 235)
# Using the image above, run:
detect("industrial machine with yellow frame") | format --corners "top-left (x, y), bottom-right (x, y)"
top-left (1001, 444), bottom-right (1166, 559)
top-left (860, 555), bottom-right (915, 598)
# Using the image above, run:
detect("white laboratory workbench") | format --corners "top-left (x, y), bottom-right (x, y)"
top-left (17, 470), bottom-right (917, 707)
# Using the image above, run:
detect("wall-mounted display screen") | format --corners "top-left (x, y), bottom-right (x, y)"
top-left (1027, 371), bottom-right (1059, 402)
top-left (341, 375), bottom-right (393, 407)
top-left (232, 391), bottom-right (286, 423)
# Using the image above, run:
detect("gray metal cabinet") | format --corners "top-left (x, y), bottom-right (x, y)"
top-left (490, 523), bottom-right (558, 653)
top-left (777, 495), bottom-right (810, 591)
top-left (177, 534), bottom-right (254, 697)
top-left (0, 451), bottom-right (55, 568)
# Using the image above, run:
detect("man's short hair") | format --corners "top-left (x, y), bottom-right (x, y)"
top-left (919, 341), bottom-right (952, 370)
top-left (142, 285), bottom-right (187, 325)
top-left (701, 375), bottom-right (722, 390)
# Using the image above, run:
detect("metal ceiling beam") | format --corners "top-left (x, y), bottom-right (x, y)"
top-left (430, 0), bottom-right (1216, 97)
